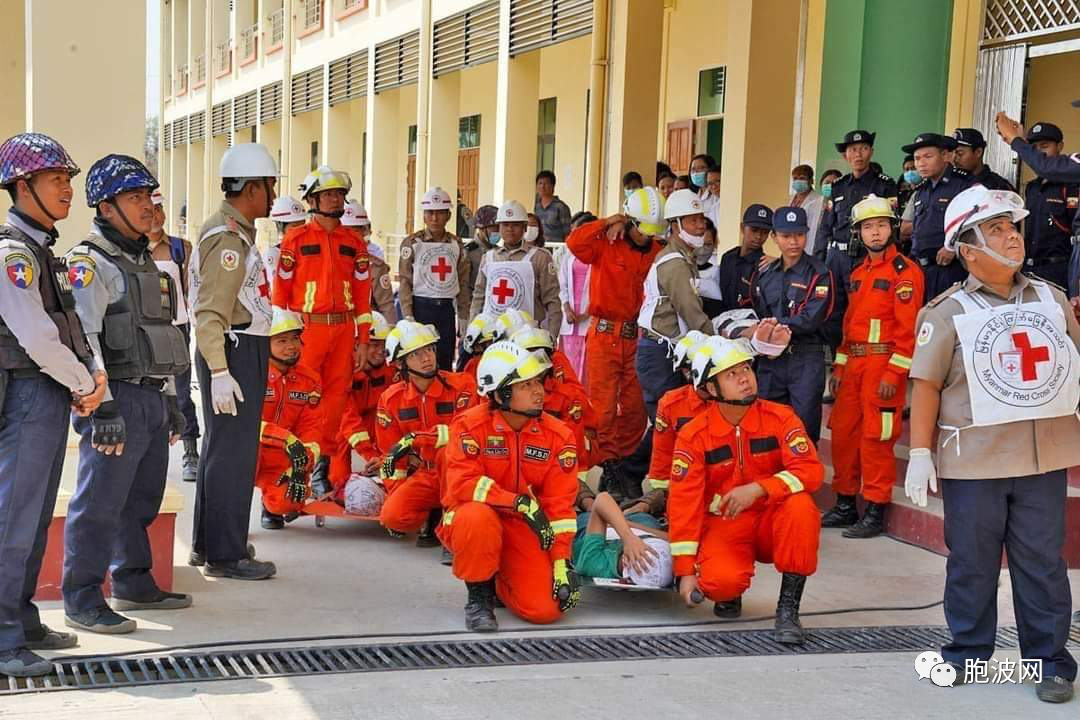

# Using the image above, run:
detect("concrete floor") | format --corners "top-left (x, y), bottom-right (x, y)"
top-left (8, 437), bottom-right (1077, 717)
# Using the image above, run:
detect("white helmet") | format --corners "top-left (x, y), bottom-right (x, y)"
top-left (492, 309), bottom-right (535, 341)
top-left (342, 199), bottom-right (370, 227)
top-left (690, 337), bottom-right (754, 390)
top-left (624, 187), bottom-right (666, 235)
top-left (671, 330), bottom-right (709, 371)
top-left (270, 195), bottom-right (308, 224)
top-left (219, 143), bottom-right (280, 191)
top-left (664, 188), bottom-right (705, 220)
top-left (463, 312), bottom-right (499, 354)
top-left (385, 319), bottom-right (440, 364)
top-left (475, 341), bottom-right (551, 399)
top-left (497, 200), bottom-right (528, 223)
top-left (343, 474), bottom-right (386, 517)
top-left (421, 186), bottom-right (453, 211)
top-left (510, 326), bottom-right (555, 352)
top-left (944, 185), bottom-right (1029, 252)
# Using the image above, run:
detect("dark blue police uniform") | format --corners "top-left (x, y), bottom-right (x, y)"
top-left (717, 204), bottom-right (771, 312)
top-left (1017, 123), bottom-right (1078, 291)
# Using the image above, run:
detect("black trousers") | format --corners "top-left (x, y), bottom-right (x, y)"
top-left (192, 333), bottom-right (269, 564)
top-left (413, 296), bottom-right (457, 371)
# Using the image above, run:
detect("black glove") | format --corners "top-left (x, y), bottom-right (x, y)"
top-left (381, 432), bottom-right (416, 481)
top-left (91, 401), bottom-right (126, 447)
top-left (166, 394), bottom-right (186, 437)
top-left (514, 494), bottom-right (554, 550)
top-left (309, 456), bottom-right (332, 498)
top-left (282, 468), bottom-right (308, 504)
top-left (284, 434), bottom-right (310, 474)
top-left (552, 559), bottom-right (581, 612)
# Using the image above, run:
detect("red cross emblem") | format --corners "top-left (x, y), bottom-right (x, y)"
top-left (1010, 331), bottom-right (1050, 382)
top-left (431, 256), bottom-right (453, 282)
top-left (492, 278), bottom-right (516, 304)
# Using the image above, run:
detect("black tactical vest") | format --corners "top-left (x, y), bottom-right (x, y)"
top-left (0, 227), bottom-right (93, 372)
top-left (81, 239), bottom-right (190, 380)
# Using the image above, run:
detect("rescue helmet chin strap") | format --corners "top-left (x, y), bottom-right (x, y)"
top-left (706, 377), bottom-right (757, 406)
top-left (308, 191), bottom-right (344, 219)
top-left (24, 177), bottom-right (60, 224)
top-left (399, 356), bottom-right (438, 381)
top-left (492, 386), bottom-right (543, 418)
top-left (964, 225), bottom-right (1023, 269)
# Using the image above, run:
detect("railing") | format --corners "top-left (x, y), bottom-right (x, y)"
top-left (240, 23), bottom-right (258, 61)
top-left (214, 40), bottom-right (231, 76)
top-left (343, 0), bottom-right (365, 9)
top-left (176, 64), bottom-right (189, 95)
top-left (302, 0), bottom-right (323, 30)
top-left (194, 53), bottom-right (206, 85)
top-left (268, 8), bottom-right (285, 46)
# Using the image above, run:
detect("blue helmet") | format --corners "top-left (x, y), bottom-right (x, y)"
top-left (85, 154), bottom-right (159, 208)
top-left (0, 132), bottom-right (80, 187)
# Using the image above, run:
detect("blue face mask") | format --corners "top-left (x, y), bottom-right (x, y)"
top-left (690, 171), bottom-right (707, 188)
top-left (791, 179), bottom-right (810, 194)
top-left (821, 183), bottom-right (833, 199)
top-left (624, 188), bottom-right (635, 199)
top-left (903, 169), bottom-right (921, 186)
top-left (487, 231), bottom-right (500, 245)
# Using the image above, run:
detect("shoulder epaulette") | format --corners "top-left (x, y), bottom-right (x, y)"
top-left (952, 166), bottom-right (971, 178)
top-left (925, 282), bottom-right (963, 308)
top-left (1022, 271), bottom-right (1067, 294)
top-left (891, 254), bottom-right (909, 274)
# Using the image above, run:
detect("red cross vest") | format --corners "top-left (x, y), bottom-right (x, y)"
top-left (482, 247), bottom-right (536, 317)
top-left (412, 240), bottom-right (461, 300)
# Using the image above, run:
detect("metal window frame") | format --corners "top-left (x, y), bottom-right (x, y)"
top-left (374, 31), bottom-right (420, 92)
top-left (509, 0), bottom-right (593, 57)
top-left (329, 50), bottom-right (369, 105)
top-left (291, 67), bottom-right (325, 115)
top-left (260, 81), bottom-right (283, 124)
top-left (433, 0), bottom-right (499, 77)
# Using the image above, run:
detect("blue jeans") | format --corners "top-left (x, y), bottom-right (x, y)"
top-left (635, 336), bottom-right (683, 422)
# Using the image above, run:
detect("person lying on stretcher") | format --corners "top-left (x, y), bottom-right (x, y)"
top-left (572, 491), bottom-right (673, 588)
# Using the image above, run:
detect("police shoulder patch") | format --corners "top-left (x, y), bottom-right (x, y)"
top-left (4, 252), bottom-right (34, 289)
top-left (67, 254), bottom-right (96, 289)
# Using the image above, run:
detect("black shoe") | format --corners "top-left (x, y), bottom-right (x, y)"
top-left (205, 558), bottom-right (277, 580)
top-left (842, 501), bottom-right (887, 538)
top-left (947, 662), bottom-right (966, 686)
top-left (713, 596), bottom-right (742, 618)
top-left (1036, 676), bottom-right (1074, 703)
top-left (111, 590), bottom-right (193, 611)
top-left (64, 607), bottom-right (136, 634)
top-left (774, 573), bottom-right (807, 645)
top-left (464, 579), bottom-right (498, 632)
top-left (416, 508), bottom-right (442, 547)
top-left (23, 624), bottom-right (78, 651)
top-left (0, 648), bottom-right (52, 677)
top-left (598, 460), bottom-right (624, 503)
top-left (181, 438), bottom-right (199, 483)
top-left (820, 494), bottom-right (859, 528)
top-left (440, 546), bottom-right (454, 566)
top-left (261, 508), bottom-right (285, 530)
top-left (189, 542), bottom-right (255, 567)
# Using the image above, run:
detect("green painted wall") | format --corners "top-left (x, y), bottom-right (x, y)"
top-left (815, 0), bottom-right (955, 181)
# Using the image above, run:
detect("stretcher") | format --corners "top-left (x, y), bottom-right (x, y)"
top-left (582, 577), bottom-right (705, 604)
top-left (300, 498), bottom-right (379, 527)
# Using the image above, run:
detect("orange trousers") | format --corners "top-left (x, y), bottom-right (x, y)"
top-left (295, 321), bottom-right (355, 456)
top-left (696, 493), bottom-right (820, 602)
top-left (438, 502), bottom-right (562, 624)
top-left (585, 326), bottom-right (646, 462)
top-left (379, 468), bottom-right (441, 533)
top-left (828, 356), bottom-right (904, 504)
top-left (255, 451), bottom-right (305, 516)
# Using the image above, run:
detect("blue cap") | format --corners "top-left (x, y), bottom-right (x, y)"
top-left (742, 203), bottom-right (772, 229)
top-left (772, 206), bottom-right (808, 233)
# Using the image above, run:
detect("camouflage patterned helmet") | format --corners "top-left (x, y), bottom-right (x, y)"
top-left (85, 154), bottom-right (159, 207)
top-left (0, 132), bottom-right (80, 187)
top-left (474, 204), bottom-right (499, 229)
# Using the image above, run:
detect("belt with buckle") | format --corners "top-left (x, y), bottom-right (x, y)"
top-left (784, 343), bottom-right (824, 355)
top-left (848, 342), bottom-right (893, 357)
top-left (830, 241), bottom-right (849, 252)
top-left (124, 377), bottom-right (167, 391)
top-left (596, 318), bottom-right (638, 339)
top-left (301, 312), bottom-right (350, 325)
top-left (639, 327), bottom-right (667, 343)
top-left (1071, 235), bottom-right (1080, 246)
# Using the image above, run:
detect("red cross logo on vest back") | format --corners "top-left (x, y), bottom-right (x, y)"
top-left (1010, 331), bottom-right (1050, 382)
top-left (492, 278), bottom-right (516, 304)
top-left (431, 256), bottom-right (453, 282)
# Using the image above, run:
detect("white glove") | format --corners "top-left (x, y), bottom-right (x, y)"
top-left (210, 370), bottom-right (245, 416)
top-left (904, 447), bottom-right (938, 507)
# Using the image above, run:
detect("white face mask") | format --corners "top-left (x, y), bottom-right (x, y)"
top-left (524, 226), bottom-right (539, 243)
top-left (677, 219), bottom-right (705, 248)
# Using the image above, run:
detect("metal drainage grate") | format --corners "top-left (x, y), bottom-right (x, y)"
top-left (5, 624), bottom-right (1079, 695)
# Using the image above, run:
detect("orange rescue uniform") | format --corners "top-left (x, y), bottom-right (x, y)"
top-left (669, 401), bottom-right (823, 602)
top-left (542, 373), bottom-right (598, 477)
top-left (828, 245), bottom-right (923, 504)
top-left (566, 220), bottom-right (660, 461)
top-left (439, 405), bottom-right (579, 624)
top-left (331, 363), bottom-right (398, 494)
top-left (375, 371), bottom-right (477, 532)
top-left (272, 220), bottom-right (373, 457)
top-left (645, 384), bottom-right (708, 493)
top-left (258, 364), bottom-right (325, 516)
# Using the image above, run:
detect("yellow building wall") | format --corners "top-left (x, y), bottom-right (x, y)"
top-left (537, 36), bottom-right (591, 214)
top-left (661, 0), bottom-right (728, 133)
top-left (944, 0), bottom-right (983, 133)
top-left (459, 62), bottom-right (499, 208)
top-left (797, 0), bottom-right (827, 174)
top-left (1018, 51), bottom-right (1080, 188)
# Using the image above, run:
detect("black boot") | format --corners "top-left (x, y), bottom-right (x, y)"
top-left (464, 579), bottom-right (498, 632)
top-left (713, 596), bottom-right (742, 618)
top-left (820, 494), bottom-right (858, 528)
top-left (417, 508), bottom-right (443, 547)
top-left (181, 438), bottom-right (199, 483)
top-left (261, 507), bottom-right (285, 530)
top-left (842, 501), bottom-right (886, 538)
top-left (774, 573), bottom-right (807, 645)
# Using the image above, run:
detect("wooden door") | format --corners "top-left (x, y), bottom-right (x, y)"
top-left (457, 148), bottom-right (479, 215)
top-left (406, 154), bottom-right (416, 234)
top-left (666, 120), bottom-right (693, 175)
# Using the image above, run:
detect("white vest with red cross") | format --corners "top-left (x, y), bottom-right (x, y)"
top-left (482, 247), bottom-right (536, 316)
top-left (411, 240), bottom-right (461, 300)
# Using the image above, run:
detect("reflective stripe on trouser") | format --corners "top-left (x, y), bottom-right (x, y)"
top-left (295, 321), bottom-right (356, 459)
top-left (827, 356), bottom-right (904, 504)
top-left (193, 334), bottom-right (270, 563)
top-left (756, 350), bottom-right (826, 443)
top-left (940, 471), bottom-right (1077, 681)
top-left (255, 449), bottom-right (306, 516)
top-left (413, 296), bottom-right (457, 371)
top-left (695, 492), bottom-right (820, 603)
top-left (586, 327), bottom-right (646, 461)
top-left (635, 336), bottom-right (685, 422)
top-left (63, 382), bottom-right (169, 613)
top-left (0, 376), bottom-right (71, 651)
top-left (439, 501), bottom-right (562, 625)
top-left (380, 468), bottom-right (441, 533)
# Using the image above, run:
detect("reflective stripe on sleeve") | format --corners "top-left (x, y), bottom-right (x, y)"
top-left (473, 476), bottom-right (495, 502)
top-left (670, 541), bottom-right (699, 556)
top-left (348, 431), bottom-right (370, 447)
top-left (775, 470), bottom-right (804, 493)
top-left (834, 352), bottom-right (848, 366)
top-left (551, 519), bottom-right (577, 534)
top-left (888, 352), bottom-right (912, 370)
top-left (647, 477), bottom-right (670, 491)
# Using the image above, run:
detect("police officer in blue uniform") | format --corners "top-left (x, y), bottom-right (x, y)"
top-left (749, 206), bottom-right (834, 442)
top-left (717, 204), bottom-right (772, 311)
top-left (1015, 122), bottom-right (1077, 291)
top-left (951, 128), bottom-right (1015, 192)
top-left (899, 133), bottom-right (974, 301)
top-left (62, 156), bottom-right (191, 635)
top-left (0, 133), bottom-right (107, 677)
top-left (814, 130), bottom-right (898, 348)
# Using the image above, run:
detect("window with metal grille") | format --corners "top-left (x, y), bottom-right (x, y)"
top-left (189, 111), bottom-right (206, 142)
top-left (163, 122), bottom-right (173, 150)
top-left (239, 23), bottom-right (258, 61)
top-left (509, 0), bottom-right (593, 57)
top-left (408, 125), bottom-right (418, 155)
top-left (536, 97), bottom-right (556, 172)
top-left (343, 0), bottom-right (366, 9)
top-left (302, 0), bottom-right (322, 30)
top-left (374, 31), bottom-right (420, 92)
top-left (268, 7), bottom-right (285, 46)
top-left (291, 67), bottom-right (324, 115)
top-left (194, 54), bottom-right (207, 84)
top-left (433, 0), bottom-right (499, 77)
top-left (697, 67), bottom-right (725, 116)
top-left (261, 82), bottom-right (283, 123)
top-left (174, 117), bottom-right (188, 146)
top-left (211, 102), bottom-right (230, 137)
top-left (983, 0), bottom-right (1080, 44)
top-left (458, 115), bottom-right (481, 149)
top-left (329, 50), bottom-right (368, 105)
top-left (233, 90), bottom-right (258, 129)
top-left (214, 40), bottom-right (232, 75)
